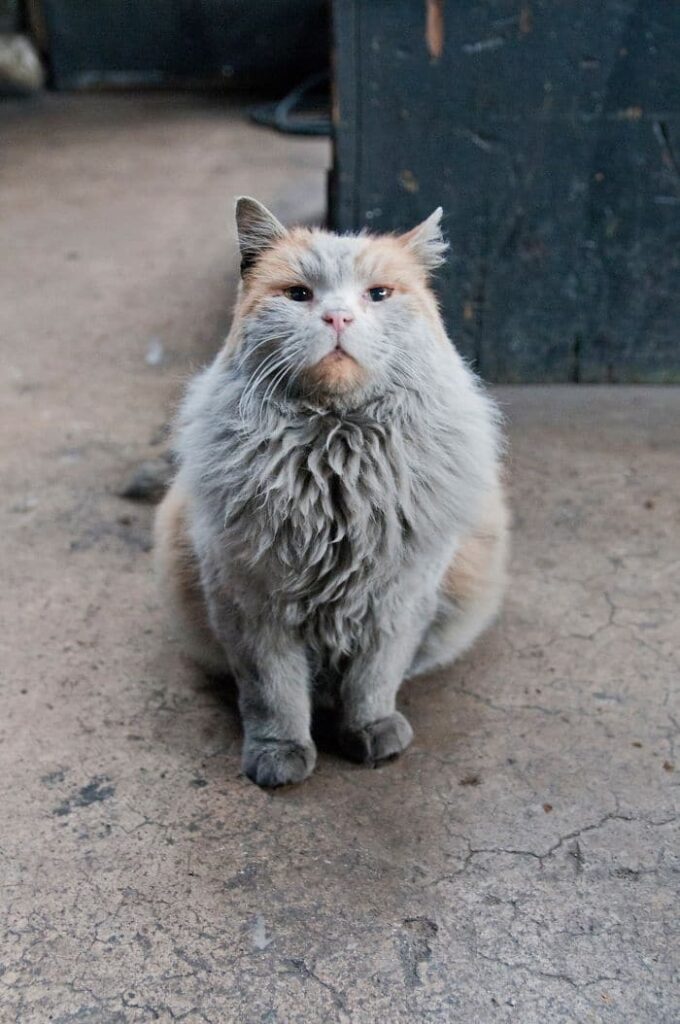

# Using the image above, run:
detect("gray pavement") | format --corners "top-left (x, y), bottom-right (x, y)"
top-left (1, 94), bottom-right (678, 1024)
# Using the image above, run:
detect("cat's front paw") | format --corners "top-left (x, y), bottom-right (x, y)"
top-left (242, 739), bottom-right (317, 788)
top-left (340, 711), bottom-right (413, 767)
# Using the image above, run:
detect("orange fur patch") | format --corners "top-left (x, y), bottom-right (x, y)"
top-left (443, 486), bottom-right (509, 603)
top-left (155, 482), bottom-right (205, 619)
top-left (355, 236), bottom-right (450, 346)
top-left (239, 228), bottom-right (316, 317)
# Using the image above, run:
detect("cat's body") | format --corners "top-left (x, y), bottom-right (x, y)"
top-left (155, 199), bottom-right (508, 786)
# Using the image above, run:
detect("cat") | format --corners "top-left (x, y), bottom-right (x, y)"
top-left (154, 197), bottom-right (508, 787)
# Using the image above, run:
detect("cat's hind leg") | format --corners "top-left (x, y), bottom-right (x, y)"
top-left (153, 479), bottom-right (228, 676)
top-left (408, 486), bottom-right (509, 678)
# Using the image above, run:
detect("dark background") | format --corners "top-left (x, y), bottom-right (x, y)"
top-left (5, 0), bottom-right (680, 382)
top-left (332, 0), bottom-right (680, 383)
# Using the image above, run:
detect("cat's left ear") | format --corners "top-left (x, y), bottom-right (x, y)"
top-left (400, 207), bottom-right (447, 271)
top-left (235, 196), bottom-right (287, 276)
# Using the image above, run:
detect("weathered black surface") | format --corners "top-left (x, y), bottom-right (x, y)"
top-left (332, 1), bottom-right (680, 382)
top-left (43, 0), bottom-right (328, 92)
top-left (0, 0), bottom-right (18, 33)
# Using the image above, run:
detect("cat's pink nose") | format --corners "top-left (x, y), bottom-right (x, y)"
top-left (322, 310), bottom-right (354, 336)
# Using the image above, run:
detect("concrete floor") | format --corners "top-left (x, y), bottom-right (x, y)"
top-left (1, 94), bottom-right (678, 1024)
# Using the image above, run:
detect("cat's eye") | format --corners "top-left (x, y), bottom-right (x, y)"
top-left (367, 286), bottom-right (393, 302)
top-left (284, 285), bottom-right (314, 302)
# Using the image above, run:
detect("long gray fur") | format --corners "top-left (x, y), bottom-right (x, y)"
top-left (171, 207), bottom-right (502, 786)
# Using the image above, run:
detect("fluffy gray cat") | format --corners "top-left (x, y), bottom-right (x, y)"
top-left (154, 198), bottom-right (508, 787)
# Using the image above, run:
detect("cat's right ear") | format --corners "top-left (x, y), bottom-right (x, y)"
top-left (235, 197), bottom-right (287, 276)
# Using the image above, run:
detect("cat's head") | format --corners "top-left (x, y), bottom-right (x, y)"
top-left (230, 197), bottom-right (449, 407)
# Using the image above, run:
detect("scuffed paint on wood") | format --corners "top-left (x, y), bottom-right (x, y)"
top-left (425, 0), bottom-right (444, 59)
top-left (332, 0), bottom-right (680, 382)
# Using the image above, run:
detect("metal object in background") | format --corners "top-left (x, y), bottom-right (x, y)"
top-left (332, 0), bottom-right (680, 383)
top-left (250, 71), bottom-right (330, 136)
top-left (41, 0), bottom-right (329, 92)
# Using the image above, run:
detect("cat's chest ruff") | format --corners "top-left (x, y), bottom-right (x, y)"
top-left (243, 411), bottom-right (411, 605)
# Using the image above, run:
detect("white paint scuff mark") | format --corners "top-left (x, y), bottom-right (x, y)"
top-left (462, 36), bottom-right (505, 55)
top-left (252, 913), bottom-right (273, 950)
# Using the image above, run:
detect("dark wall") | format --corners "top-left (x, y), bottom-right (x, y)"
top-left (332, 0), bottom-right (680, 383)
top-left (0, 0), bottom-right (19, 32)
top-left (43, 0), bottom-right (328, 91)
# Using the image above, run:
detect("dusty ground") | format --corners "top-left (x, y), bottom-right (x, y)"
top-left (1, 94), bottom-right (678, 1024)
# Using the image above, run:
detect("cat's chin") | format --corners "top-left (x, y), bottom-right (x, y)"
top-left (303, 349), bottom-right (365, 396)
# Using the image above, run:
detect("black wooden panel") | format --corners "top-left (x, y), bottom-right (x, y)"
top-left (0, 0), bottom-right (18, 33)
top-left (331, 0), bottom-right (680, 382)
top-left (43, 0), bottom-right (328, 91)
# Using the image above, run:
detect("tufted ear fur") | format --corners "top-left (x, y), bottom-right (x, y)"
top-left (235, 197), bottom-right (287, 276)
top-left (400, 207), bottom-right (447, 271)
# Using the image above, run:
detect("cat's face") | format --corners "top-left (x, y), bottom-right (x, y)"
top-left (231, 198), bottom-right (448, 406)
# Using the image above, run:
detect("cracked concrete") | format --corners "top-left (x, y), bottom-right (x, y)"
top-left (1, 94), bottom-right (679, 1023)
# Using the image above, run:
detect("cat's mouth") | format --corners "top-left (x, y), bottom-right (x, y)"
top-left (313, 340), bottom-right (358, 367)
top-left (324, 343), bottom-right (354, 362)
top-left (305, 345), bottom-right (364, 393)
